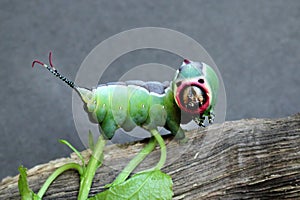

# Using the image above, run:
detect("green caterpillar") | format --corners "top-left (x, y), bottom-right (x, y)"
top-left (33, 53), bottom-right (219, 141)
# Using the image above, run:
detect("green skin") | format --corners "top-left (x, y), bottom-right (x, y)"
top-left (77, 60), bottom-right (219, 140)
top-left (76, 61), bottom-right (219, 139)
top-left (78, 84), bottom-right (184, 140)
top-left (31, 59), bottom-right (219, 200)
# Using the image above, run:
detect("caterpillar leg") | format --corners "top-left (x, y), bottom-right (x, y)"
top-left (208, 110), bottom-right (215, 124)
top-left (99, 118), bottom-right (118, 140)
top-left (165, 118), bottom-right (188, 144)
top-left (194, 115), bottom-right (206, 127)
top-left (174, 127), bottom-right (188, 144)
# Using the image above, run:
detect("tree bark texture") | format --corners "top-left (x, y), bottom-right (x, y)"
top-left (1, 114), bottom-right (300, 199)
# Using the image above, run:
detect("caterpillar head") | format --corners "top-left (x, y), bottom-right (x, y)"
top-left (172, 59), bottom-right (218, 124)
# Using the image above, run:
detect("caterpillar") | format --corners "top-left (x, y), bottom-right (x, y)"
top-left (33, 52), bottom-right (219, 141)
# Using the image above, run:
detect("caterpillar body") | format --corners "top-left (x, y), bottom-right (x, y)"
top-left (33, 53), bottom-right (219, 141)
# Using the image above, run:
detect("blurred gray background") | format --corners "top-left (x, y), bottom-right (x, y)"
top-left (0, 0), bottom-right (299, 180)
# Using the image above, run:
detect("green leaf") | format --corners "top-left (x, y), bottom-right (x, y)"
top-left (89, 170), bottom-right (173, 200)
top-left (18, 166), bottom-right (41, 200)
top-left (59, 139), bottom-right (85, 166)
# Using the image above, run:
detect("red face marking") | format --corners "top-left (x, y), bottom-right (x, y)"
top-left (175, 81), bottom-right (210, 114)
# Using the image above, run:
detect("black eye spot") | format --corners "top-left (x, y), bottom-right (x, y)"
top-left (198, 79), bottom-right (204, 84)
top-left (176, 81), bottom-right (182, 87)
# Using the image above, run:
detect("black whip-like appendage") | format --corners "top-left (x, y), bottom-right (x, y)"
top-left (32, 52), bottom-right (76, 89)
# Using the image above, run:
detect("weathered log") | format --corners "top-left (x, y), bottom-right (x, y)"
top-left (1, 114), bottom-right (300, 199)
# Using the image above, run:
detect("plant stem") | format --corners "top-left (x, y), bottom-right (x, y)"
top-left (37, 163), bottom-right (83, 198)
top-left (150, 129), bottom-right (167, 170)
top-left (78, 134), bottom-right (106, 200)
top-left (110, 137), bottom-right (157, 186)
top-left (111, 129), bottom-right (167, 187)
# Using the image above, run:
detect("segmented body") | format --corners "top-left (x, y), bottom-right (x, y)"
top-left (82, 81), bottom-right (183, 139)
top-left (33, 54), bottom-right (219, 141)
top-left (81, 61), bottom-right (219, 140)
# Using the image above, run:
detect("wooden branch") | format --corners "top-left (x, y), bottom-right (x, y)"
top-left (1, 114), bottom-right (300, 199)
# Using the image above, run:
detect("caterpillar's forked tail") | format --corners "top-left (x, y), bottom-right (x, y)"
top-left (32, 52), bottom-right (76, 89)
top-left (32, 52), bottom-right (94, 110)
